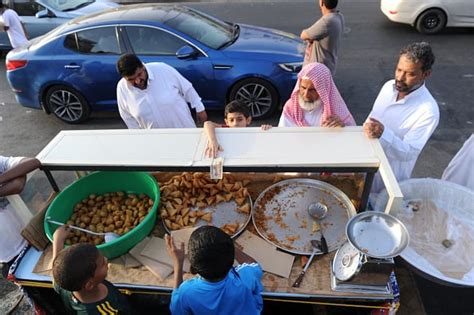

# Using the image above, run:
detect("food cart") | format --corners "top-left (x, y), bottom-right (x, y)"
top-left (10, 126), bottom-right (405, 312)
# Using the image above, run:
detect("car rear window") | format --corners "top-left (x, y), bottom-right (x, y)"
top-left (64, 27), bottom-right (120, 54)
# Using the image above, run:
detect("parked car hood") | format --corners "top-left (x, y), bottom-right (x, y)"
top-left (222, 24), bottom-right (305, 59)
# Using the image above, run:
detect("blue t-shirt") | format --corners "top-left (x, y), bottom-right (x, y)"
top-left (171, 263), bottom-right (264, 315)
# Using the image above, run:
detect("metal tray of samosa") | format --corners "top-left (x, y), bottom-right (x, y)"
top-left (162, 195), bottom-right (252, 239)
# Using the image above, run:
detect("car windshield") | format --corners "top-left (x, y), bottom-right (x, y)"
top-left (163, 8), bottom-right (234, 49)
top-left (39, 0), bottom-right (95, 12)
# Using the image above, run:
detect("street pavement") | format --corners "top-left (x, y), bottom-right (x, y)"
top-left (0, 0), bottom-right (473, 313)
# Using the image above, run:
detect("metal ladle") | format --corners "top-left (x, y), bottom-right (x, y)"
top-left (308, 202), bottom-right (329, 254)
top-left (292, 239), bottom-right (320, 288)
top-left (46, 217), bottom-right (120, 243)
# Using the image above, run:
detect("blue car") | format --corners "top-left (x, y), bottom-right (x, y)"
top-left (6, 4), bottom-right (304, 123)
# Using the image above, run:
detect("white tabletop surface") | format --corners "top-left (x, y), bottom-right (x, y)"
top-left (37, 127), bottom-right (380, 168)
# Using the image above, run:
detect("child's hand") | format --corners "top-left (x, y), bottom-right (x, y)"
top-left (53, 225), bottom-right (70, 244)
top-left (165, 234), bottom-right (185, 267)
top-left (260, 124), bottom-right (272, 131)
top-left (52, 225), bottom-right (70, 259)
top-left (205, 141), bottom-right (223, 159)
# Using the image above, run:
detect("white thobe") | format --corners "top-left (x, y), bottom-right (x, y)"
top-left (0, 156), bottom-right (28, 263)
top-left (117, 63), bottom-right (205, 129)
top-left (442, 134), bottom-right (474, 190)
top-left (278, 106), bottom-right (323, 127)
top-left (367, 80), bottom-right (439, 193)
top-left (1, 9), bottom-right (28, 48)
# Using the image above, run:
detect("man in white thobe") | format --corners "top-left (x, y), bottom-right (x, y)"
top-left (0, 4), bottom-right (28, 49)
top-left (364, 42), bottom-right (440, 193)
top-left (1, 156), bottom-right (41, 277)
top-left (441, 134), bottom-right (474, 190)
top-left (116, 54), bottom-right (207, 129)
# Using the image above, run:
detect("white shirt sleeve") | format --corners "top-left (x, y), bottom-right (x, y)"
top-left (277, 113), bottom-right (287, 127)
top-left (184, 88), bottom-right (205, 113)
top-left (0, 156), bottom-right (25, 175)
top-left (441, 134), bottom-right (474, 190)
top-left (278, 112), bottom-right (298, 127)
top-left (3, 11), bottom-right (11, 27)
top-left (379, 112), bottom-right (439, 162)
top-left (116, 81), bottom-right (140, 129)
top-left (167, 65), bottom-right (205, 113)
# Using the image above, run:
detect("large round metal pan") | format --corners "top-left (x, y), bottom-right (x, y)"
top-left (374, 178), bottom-right (474, 287)
top-left (252, 178), bottom-right (357, 255)
top-left (346, 211), bottom-right (409, 259)
top-left (162, 195), bottom-right (252, 239)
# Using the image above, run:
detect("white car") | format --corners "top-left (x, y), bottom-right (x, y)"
top-left (381, 0), bottom-right (474, 34)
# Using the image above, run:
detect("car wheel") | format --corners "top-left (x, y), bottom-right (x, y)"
top-left (45, 85), bottom-right (91, 124)
top-left (229, 78), bottom-right (279, 119)
top-left (415, 9), bottom-right (447, 34)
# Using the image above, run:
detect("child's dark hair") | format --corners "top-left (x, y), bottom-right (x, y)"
top-left (224, 100), bottom-right (251, 119)
top-left (52, 243), bottom-right (100, 291)
top-left (188, 226), bottom-right (234, 280)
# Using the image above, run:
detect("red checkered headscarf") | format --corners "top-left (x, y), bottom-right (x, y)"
top-left (282, 63), bottom-right (355, 127)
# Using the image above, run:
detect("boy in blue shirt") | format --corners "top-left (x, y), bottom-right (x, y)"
top-left (165, 226), bottom-right (264, 315)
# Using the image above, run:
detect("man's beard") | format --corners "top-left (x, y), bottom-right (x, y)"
top-left (395, 80), bottom-right (423, 93)
top-left (298, 94), bottom-right (321, 111)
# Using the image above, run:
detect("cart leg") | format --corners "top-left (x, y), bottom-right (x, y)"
top-left (360, 171), bottom-right (375, 212)
top-left (42, 170), bottom-right (60, 192)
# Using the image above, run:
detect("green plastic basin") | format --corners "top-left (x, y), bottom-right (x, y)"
top-left (44, 171), bottom-right (160, 259)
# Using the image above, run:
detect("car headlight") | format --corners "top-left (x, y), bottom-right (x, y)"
top-left (278, 62), bottom-right (303, 73)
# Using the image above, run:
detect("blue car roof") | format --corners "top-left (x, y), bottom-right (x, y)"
top-left (63, 4), bottom-right (196, 31)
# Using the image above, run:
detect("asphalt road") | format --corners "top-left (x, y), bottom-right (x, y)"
top-left (1, 0), bottom-right (473, 179)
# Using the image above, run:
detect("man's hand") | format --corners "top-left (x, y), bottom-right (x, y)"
top-left (300, 30), bottom-right (312, 43)
top-left (322, 115), bottom-right (345, 128)
top-left (363, 117), bottom-right (384, 138)
top-left (260, 124), bottom-right (272, 131)
top-left (205, 140), bottom-right (223, 159)
top-left (196, 110), bottom-right (208, 124)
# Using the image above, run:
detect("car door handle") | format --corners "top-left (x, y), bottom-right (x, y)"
top-left (64, 64), bottom-right (81, 69)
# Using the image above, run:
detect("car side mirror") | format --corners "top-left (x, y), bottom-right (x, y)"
top-left (176, 45), bottom-right (198, 59)
top-left (35, 9), bottom-right (56, 19)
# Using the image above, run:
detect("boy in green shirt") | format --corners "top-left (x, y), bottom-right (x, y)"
top-left (52, 226), bottom-right (132, 314)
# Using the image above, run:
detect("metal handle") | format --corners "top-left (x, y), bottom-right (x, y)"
top-left (64, 64), bottom-right (81, 69)
top-left (46, 218), bottom-right (104, 236)
top-left (292, 247), bottom-right (318, 287)
top-left (292, 270), bottom-right (306, 288)
top-left (318, 221), bottom-right (329, 254)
